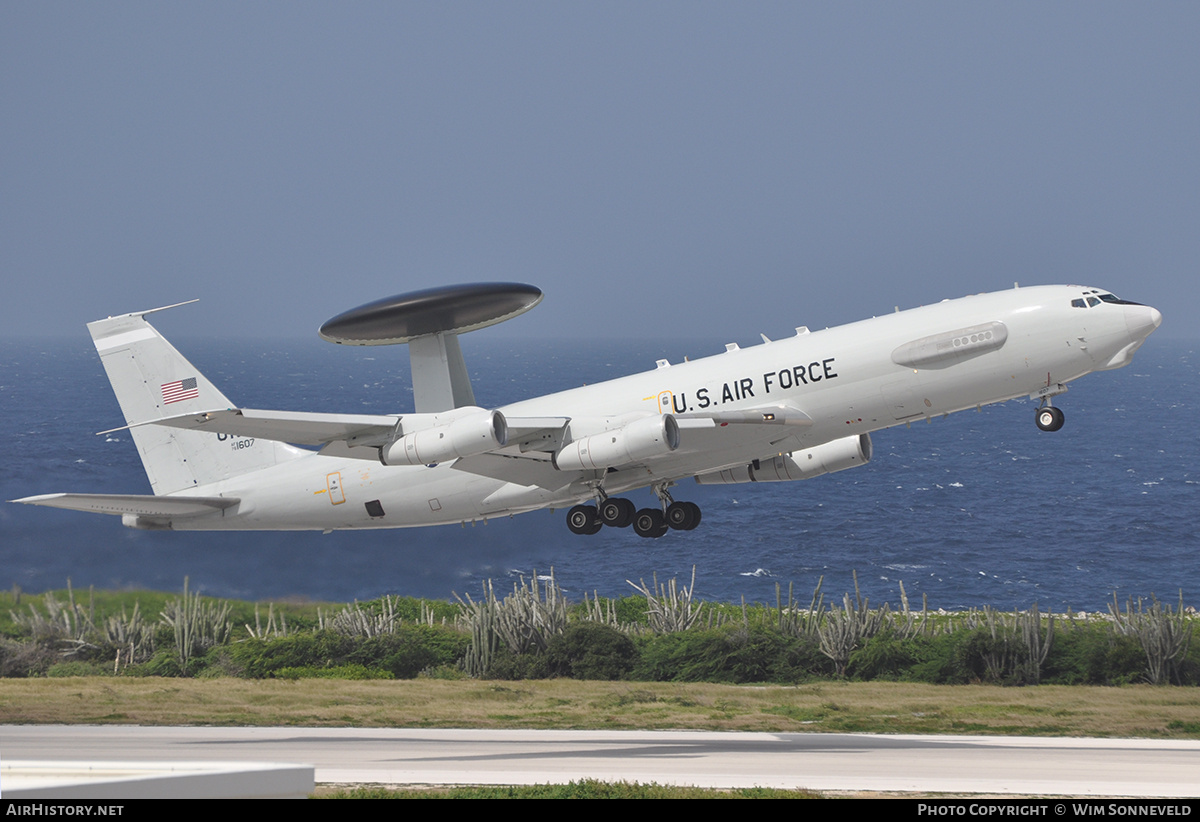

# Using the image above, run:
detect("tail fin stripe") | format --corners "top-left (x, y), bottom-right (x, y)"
top-left (94, 328), bottom-right (156, 351)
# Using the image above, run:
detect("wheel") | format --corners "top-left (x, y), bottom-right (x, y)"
top-left (566, 504), bottom-right (600, 534)
top-left (633, 508), bottom-right (667, 538)
top-left (599, 497), bottom-right (635, 527)
top-left (666, 500), bottom-right (698, 530)
top-left (1035, 406), bottom-right (1065, 432)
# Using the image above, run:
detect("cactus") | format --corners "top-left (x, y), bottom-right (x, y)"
top-left (776, 576), bottom-right (826, 638)
top-left (160, 577), bottom-right (232, 675)
top-left (1109, 592), bottom-right (1193, 685)
top-left (455, 570), bottom-right (569, 677)
top-left (318, 596), bottom-right (401, 637)
top-left (817, 572), bottom-right (889, 676)
top-left (104, 601), bottom-right (156, 668)
top-left (961, 604), bottom-right (1055, 685)
top-left (245, 602), bottom-right (290, 639)
top-left (627, 567), bottom-right (704, 634)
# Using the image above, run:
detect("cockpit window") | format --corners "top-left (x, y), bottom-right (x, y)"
top-left (1071, 290), bottom-right (1144, 308)
top-left (1099, 292), bottom-right (1145, 307)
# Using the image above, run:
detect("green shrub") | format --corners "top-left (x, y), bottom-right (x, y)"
top-left (229, 631), bottom-right (355, 678)
top-left (848, 633), bottom-right (923, 681)
top-left (46, 660), bottom-right (111, 677)
top-left (484, 645), bottom-right (552, 680)
top-left (125, 648), bottom-right (185, 677)
top-left (900, 632), bottom-right (974, 685)
top-left (346, 627), bottom-right (470, 679)
top-left (544, 623), bottom-right (638, 680)
top-left (632, 627), bottom-right (829, 683)
top-left (1041, 626), bottom-right (1142, 685)
top-left (226, 626), bottom-right (468, 680)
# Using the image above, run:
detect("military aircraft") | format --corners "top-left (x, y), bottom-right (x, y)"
top-left (14, 283), bottom-right (1161, 538)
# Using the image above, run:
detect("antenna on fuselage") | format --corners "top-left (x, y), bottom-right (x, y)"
top-left (318, 283), bottom-right (544, 413)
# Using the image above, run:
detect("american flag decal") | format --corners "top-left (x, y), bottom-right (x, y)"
top-left (161, 377), bottom-right (199, 404)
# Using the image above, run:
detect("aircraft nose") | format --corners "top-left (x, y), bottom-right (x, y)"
top-left (1125, 304), bottom-right (1163, 341)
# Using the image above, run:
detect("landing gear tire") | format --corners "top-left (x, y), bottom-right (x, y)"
top-left (666, 500), bottom-right (701, 531)
top-left (633, 508), bottom-right (668, 538)
top-left (1036, 406), bottom-right (1065, 432)
top-left (599, 498), bottom-right (636, 528)
top-left (567, 504), bottom-right (602, 535)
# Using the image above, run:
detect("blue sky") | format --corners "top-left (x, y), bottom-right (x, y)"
top-left (3, 2), bottom-right (1196, 342)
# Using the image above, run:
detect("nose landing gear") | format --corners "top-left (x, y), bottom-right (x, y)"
top-left (1036, 404), bottom-right (1065, 432)
top-left (1032, 377), bottom-right (1068, 432)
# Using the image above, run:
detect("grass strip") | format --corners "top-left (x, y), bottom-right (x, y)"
top-left (312, 781), bottom-right (820, 798)
top-left (3, 678), bottom-right (1200, 738)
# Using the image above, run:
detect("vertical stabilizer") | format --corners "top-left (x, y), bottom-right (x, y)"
top-left (88, 306), bottom-right (306, 494)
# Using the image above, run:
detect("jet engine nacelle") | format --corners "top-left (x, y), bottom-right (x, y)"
top-left (554, 414), bottom-right (680, 472)
top-left (695, 433), bottom-right (872, 485)
top-left (380, 407), bottom-right (508, 466)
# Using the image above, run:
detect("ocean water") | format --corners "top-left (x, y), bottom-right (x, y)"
top-left (1, 333), bottom-right (1195, 612)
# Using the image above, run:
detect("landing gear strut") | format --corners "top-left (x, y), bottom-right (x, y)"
top-left (631, 483), bottom-right (702, 538)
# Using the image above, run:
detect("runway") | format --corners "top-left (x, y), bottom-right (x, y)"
top-left (5, 726), bottom-right (1200, 796)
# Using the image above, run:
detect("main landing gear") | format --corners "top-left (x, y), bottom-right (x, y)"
top-left (566, 484), bottom-right (702, 539)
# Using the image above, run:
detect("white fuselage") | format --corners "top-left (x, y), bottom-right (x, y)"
top-left (177, 285), bottom-right (1160, 530)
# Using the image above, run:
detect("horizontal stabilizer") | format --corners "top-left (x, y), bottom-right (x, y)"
top-left (11, 493), bottom-right (239, 518)
top-left (132, 408), bottom-right (400, 448)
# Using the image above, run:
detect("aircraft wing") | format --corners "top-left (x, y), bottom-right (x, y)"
top-left (11, 493), bottom-right (238, 518)
top-left (449, 407), bottom-right (812, 490)
top-left (125, 408), bottom-right (400, 448)
top-left (451, 452), bottom-right (573, 490)
top-left (126, 404), bottom-right (809, 483)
